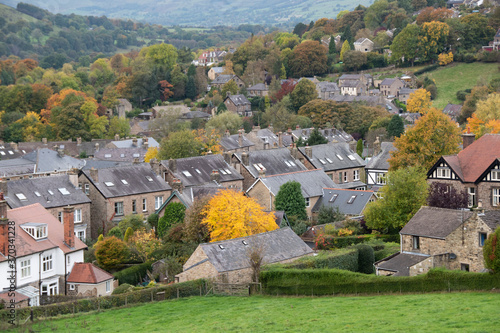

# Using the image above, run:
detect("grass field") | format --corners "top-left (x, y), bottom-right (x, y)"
top-left (15, 292), bottom-right (500, 332)
top-left (425, 62), bottom-right (500, 109)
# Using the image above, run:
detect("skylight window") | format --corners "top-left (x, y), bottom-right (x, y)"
top-left (258, 163), bottom-right (266, 170)
top-left (347, 195), bottom-right (357, 204)
top-left (289, 161), bottom-right (296, 166)
top-left (34, 191), bottom-right (41, 197)
top-left (325, 157), bottom-right (333, 163)
top-left (219, 169), bottom-right (227, 175)
top-left (120, 154), bottom-right (125, 158)
top-left (8, 151), bottom-right (13, 155)
top-left (47, 190), bottom-right (54, 195)
top-left (218, 244), bottom-right (225, 250)
top-left (0, 152), bottom-right (5, 156)
top-left (146, 176), bottom-right (154, 182)
top-left (253, 163), bottom-right (261, 171)
top-left (225, 168), bottom-right (232, 174)
top-left (16, 193), bottom-right (27, 201)
top-left (319, 159), bottom-right (326, 165)
top-left (104, 154), bottom-right (112, 158)
top-left (104, 182), bottom-right (115, 187)
top-left (181, 171), bottom-right (192, 177)
top-left (285, 161), bottom-right (291, 167)
top-left (133, 153), bottom-right (140, 158)
top-left (22, 150), bottom-right (26, 154)
top-left (58, 188), bottom-right (70, 195)
top-left (329, 194), bottom-right (338, 203)
top-left (348, 155), bottom-right (356, 161)
top-left (242, 240), bottom-right (248, 245)
top-left (336, 154), bottom-right (344, 161)
top-left (121, 179), bottom-right (129, 185)
top-left (195, 169), bottom-right (201, 174)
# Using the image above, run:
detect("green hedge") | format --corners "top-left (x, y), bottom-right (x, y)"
top-left (280, 249), bottom-right (359, 272)
top-left (260, 268), bottom-right (500, 296)
top-left (356, 245), bottom-right (374, 274)
top-left (316, 234), bottom-right (399, 250)
top-left (0, 280), bottom-right (207, 327)
top-left (413, 64), bottom-right (439, 76)
top-left (114, 262), bottom-right (153, 285)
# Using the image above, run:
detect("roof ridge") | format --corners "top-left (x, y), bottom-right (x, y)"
top-left (200, 226), bottom-right (290, 246)
top-left (323, 188), bottom-right (374, 193)
top-left (262, 169), bottom-right (323, 178)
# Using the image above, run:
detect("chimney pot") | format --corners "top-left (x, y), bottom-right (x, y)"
top-left (132, 138), bottom-right (138, 147)
top-left (224, 152), bottom-right (231, 164)
top-left (210, 170), bottom-right (220, 183)
top-left (241, 152), bottom-right (249, 166)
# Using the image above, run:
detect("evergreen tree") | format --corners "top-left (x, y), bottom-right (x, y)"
top-left (185, 76), bottom-right (196, 100)
top-left (356, 139), bottom-right (363, 157)
top-left (275, 181), bottom-right (307, 221)
top-left (387, 115), bottom-right (405, 138)
top-left (306, 128), bottom-right (328, 146)
top-left (328, 35), bottom-right (336, 55)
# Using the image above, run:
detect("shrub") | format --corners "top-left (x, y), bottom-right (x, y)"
top-left (107, 226), bottom-right (123, 239)
top-left (124, 227), bottom-right (134, 243)
top-left (147, 213), bottom-right (159, 232)
top-left (95, 236), bottom-right (129, 271)
top-left (112, 283), bottom-right (133, 294)
top-left (158, 203), bottom-right (186, 238)
top-left (118, 214), bottom-right (145, 235)
top-left (356, 244), bottom-right (375, 274)
top-left (114, 262), bottom-right (153, 285)
top-left (413, 64), bottom-right (439, 76)
top-left (483, 226), bottom-right (500, 273)
top-left (279, 249), bottom-right (359, 272)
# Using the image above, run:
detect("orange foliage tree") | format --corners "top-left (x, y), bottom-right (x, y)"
top-left (466, 93), bottom-right (500, 138)
top-left (202, 189), bottom-right (277, 242)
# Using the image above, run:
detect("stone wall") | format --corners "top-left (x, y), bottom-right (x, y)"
top-left (47, 202), bottom-right (91, 240)
top-left (246, 181), bottom-right (273, 211)
top-left (408, 256), bottom-right (434, 276)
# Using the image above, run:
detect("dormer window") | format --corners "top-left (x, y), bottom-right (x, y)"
top-left (21, 223), bottom-right (48, 240)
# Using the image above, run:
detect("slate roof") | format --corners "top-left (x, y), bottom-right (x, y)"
top-left (375, 252), bottom-right (429, 276)
top-left (212, 74), bottom-right (236, 85)
top-left (248, 83), bottom-right (268, 91)
top-left (247, 128), bottom-right (281, 148)
top-left (317, 81), bottom-right (340, 92)
top-left (161, 154), bottom-right (242, 187)
top-left (399, 88), bottom-right (416, 95)
top-left (210, 67), bottom-right (224, 74)
top-left (283, 128), bottom-right (353, 147)
top-left (4, 175), bottom-right (90, 209)
top-left (226, 94), bottom-right (251, 106)
top-left (0, 143), bottom-right (29, 160)
top-left (67, 263), bottom-right (114, 284)
top-left (312, 188), bottom-right (375, 216)
top-left (327, 95), bottom-right (385, 106)
top-left (366, 142), bottom-right (396, 170)
top-left (252, 169), bottom-right (337, 198)
top-left (0, 158), bottom-right (35, 177)
top-left (478, 210), bottom-right (500, 231)
top-left (441, 134), bottom-right (500, 183)
top-left (400, 206), bottom-right (473, 239)
top-left (180, 111), bottom-right (211, 120)
top-left (82, 164), bottom-right (171, 198)
top-left (18, 140), bottom-right (111, 158)
top-left (380, 78), bottom-right (398, 86)
top-left (192, 227), bottom-right (313, 273)
top-left (354, 38), bottom-right (373, 45)
top-left (94, 148), bottom-right (147, 162)
top-left (81, 159), bottom-right (132, 170)
top-left (220, 133), bottom-right (255, 151)
top-left (442, 103), bottom-right (462, 120)
top-left (298, 143), bottom-right (365, 172)
top-left (339, 74), bottom-right (363, 81)
top-left (163, 184), bottom-right (223, 209)
top-left (23, 148), bottom-right (86, 173)
top-left (0, 203), bottom-right (87, 262)
top-left (108, 137), bottom-right (159, 149)
top-left (234, 148), bottom-right (307, 178)
top-left (340, 80), bottom-right (363, 88)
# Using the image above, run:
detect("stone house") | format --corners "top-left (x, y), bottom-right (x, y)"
top-left (232, 147), bottom-right (308, 191)
top-left (354, 38), bottom-right (374, 52)
top-left (316, 81), bottom-right (340, 99)
top-left (67, 263), bottom-right (116, 297)
top-left (338, 74), bottom-right (372, 88)
top-left (210, 75), bottom-right (245, 90)
top-left (176, 227), bottom-right (313, 283)
top-left (208, 67), bottom-right (224, 80)
top-left (0, 202), bottom-right (86, 306)
top-left (246, 169), bottom-right (337, 219)
top-left (79, 164), bottom-right (172, 238)
top-left (1, 173), bottom-right (91, 241)
top-left (340, 80), bottom-right (366, 96)
top-left (247, 83), bottom-right (269, 97)
top-left (245, 126), bottom-right (283, 150)
top-left (397, 88), bottom-right (416, 104)
top-left (156, 184), bottom-right (222, 217)
top-left (427, 134), bottom-right (500, 209)
top-left (311, 188), bottom-right (377, 220)
top-left (160, 154), bottom-right (244, 192)
top-left (224, 94), bottom-right (252, 117)
top-left (379, 78), bottom-right (404, 97)
top-left (375, 206), bottom-right (500, 276)
top-left (442, 103), bottom-right (462, 122)
top-left (298, 143), bottom-right (366, 190)
top-left (365, 141), bottom-right (396, 189)
top-left (219, 130), bottom-right (255, 153)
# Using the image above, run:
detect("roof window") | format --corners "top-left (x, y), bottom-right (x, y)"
top-left (104, 182), bottom-right (115, 187)
top-left (47, 190), bottom-right (54, 195)
top-left (336, 154), bottom-right (344, 161)
top-left (347, 195), bottom-right (357, 204)
top-left (181, 171), bottom-right (192, 177)
top-left (325, 157), bottom-right (333, 163)
top-left (348, 155), bottom-right (356, 161)
top-left (34, 191), bottom-right (41, 197)
top-left (329, 194), bottom-right (338, 203)
top-left (121, 179), bottom-right (129, 185)
top-left (16, 193), bottom-right (27, 201)
top-left (58, 188), bottom-right (70, 195)
top-left (146, 176), bottom-right (154, 182)
top-left (104, 154), bottom-right (112, 158)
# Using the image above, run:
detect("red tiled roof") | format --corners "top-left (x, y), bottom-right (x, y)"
top-left (67, 263), bottom-right (114, 284)
top-left (0, 203), bottom-right (87, 262)
top-left (0, 291), bottom-right (29, 302)
top-left (448, 134), bottom-right (500, 183)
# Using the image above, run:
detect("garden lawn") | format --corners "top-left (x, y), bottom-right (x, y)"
top-left (425, 62), bottom-right (500, 109)
top-left (18, 292), bottom-right (500, 332)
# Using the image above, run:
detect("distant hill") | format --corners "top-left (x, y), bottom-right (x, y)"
top-left (1, 0), bottom-right (372, 27)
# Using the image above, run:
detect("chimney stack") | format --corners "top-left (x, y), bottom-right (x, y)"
top-left (10, 142), bottom-right (18, 152)
top-left (252, 125), bottom-right (260, 133)
top-left (76, 137), bottom-right (82, 146)
top-left (264, 142), bottom-right (269, 150)
top-left (225, 130), bottom-right (230, 137)
top-left (63, 206), bottom-right (75, 248)
top-left (94, 143), bottom-right (99, 152)
top-left (114, 134), bottom-right (120, 141)
top-left (296, 125), bottom-right (300, 130)
top-left (57, 147), bottom-right (65, 157)
top-left (224, 152), bottom-right (231, 164)
top-left (89, 167), bottom-right (98, 183)
top-left (150, 158), bottom-right (160, 176)
top-left (210, 170), bottom-right (220, 183)
top-left (462, 132), bottom-right (475, 150)
top-left (68, 168), bottom-right (79, 188)
top-left (268, 124), bottom-right (274, 133)
top-left (349, 140), bottom-right (356, 152)
top-left (0, 193), bottom-right (8, 256)
top-left (373, 137), bottom-right (381, 156)
top-left (258, 169), bottom-right (265, 178)
top-left (241, 151), bottom-right (249, 166)
top-left (0, 181), bottom-right (7, 197)
top-left (133, 157), bottom-right (140, 164)
top-left (169, 159), bottom-right (177, 173)
top-left (132, 138), bottom-right (138, 147)
top-left (278, 132), bottom-right (283, 147)
top-left (42, 138), bottom-right (47, 145)
top-left (172, 178), bottom-right (183, 194)
top-left (305, 145), bottom-right (312, 158)
top-left (238, 131), bottom-right (243, 147)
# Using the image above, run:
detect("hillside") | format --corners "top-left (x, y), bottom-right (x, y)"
top-left (0, 2), bottom-right (37, 23)
top-left (2, 0), bottom-right (372, 27)
top-left (14, 293), bottom-right (499, 332)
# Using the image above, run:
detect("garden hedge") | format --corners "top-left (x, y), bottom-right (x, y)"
top-left (114, 262), bottom-right (153, 285)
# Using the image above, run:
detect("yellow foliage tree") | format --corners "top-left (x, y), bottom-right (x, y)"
top-left (194, 128), bottom-right (222, 155)
top-left (202, 189), bottom-right (277, 242)
top-left (466, 93), bottom-right (500, 138)
top-left (144, 147), bottom-right (159, 162)
top-left (130, 229), bottom-right (162, 263)
top-left (438, 52), bottom-right (453, 65)
top-left (407, 88), bottom-right (432, 114)
top-left (389, 108), bottom-right (460, 171)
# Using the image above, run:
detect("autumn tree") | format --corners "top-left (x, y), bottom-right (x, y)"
top-left (364, 166), bottom-right (428, 233)
top-left (159, 80), bottom-right (174, 101)
top-left (483, 227), bottom-right (500, 273)
top-left (202, 189), bottom-right (277, 242)
top-left (108, 116), bottom-right (130, 139)
top-left (407, 88), bottom-right (432, 114)
top-left (157, 129), bottom-right (204, 160)
top-left (288, 40), bottom-right (328, 77)
top-left (339, 40), bottom-right (350, 62)
top-left (95, 236), bottom-right (129, 271)
top-left (427, 182), bottom-right (468, 209)
top-left (466, 93), bottom-right (500, 138)
top-left (391, 24), bottom-right (421, 66)
top-left (290, 79), bottom-right (318, 111)
top-left (389, 108), bottom-right (460, 171)
top-left (130, 229), bottom-right (162, 263)
top-left (418, 21), bottom-right (449, 62)
top-left (183, 195), bottom-right (211, 243)
top-left (144, 147), bottom-right (159, 162)
top-left (140, 43), bottom-right (178, 72)
top-left (274, 181), bottom-right (307, 221)
top-left (343, 50), bottom-right (367, 71)
top-left (458, 86), bottom-right (489, 124)
top-left (221, 80), bottom-right (239, 97)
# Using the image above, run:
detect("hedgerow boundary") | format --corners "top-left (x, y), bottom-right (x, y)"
top-left (0, 279), bottom-right (208, 330)
top-left (260, 268), bottom-right (500, 296)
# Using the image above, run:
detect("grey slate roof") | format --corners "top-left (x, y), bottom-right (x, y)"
top-left (212, 74), bottom-right (236, 85)
top-left (375, 252), bottom-right (429, 276)
top-left (250, 128), bottom-right (281, 148)
top-left (220, 134), bottom-right (255, 151)
top-left (479, 210), bottom-right (500, 231)
top-left (94, 148), bottom-right (147, 162)
top-left (0, 158), bottom-right (36, 177)
top-left (18, 140), bottom-right (111, 158)
top-left (339, 74), bottom-right (363, 81)
top-left (210, 67), bottom-right (224, 74)
top-left (226, 94), bottom-right (251, 106)
top-left (254, 169), bottom-right (337, 198)
top-left (327, 95), bottom-right (385, 106)
top-left (399, 88), bottom-right (416, 95)
top-left (180, 111), bottom-right (211, 120)
top-left (298, 143), bottom-right (365, 172)
top-left (317, 81), bottom-right (339, 92)
top-left (23, 148), bottom-right (86, 173)
top-left (283, 128), bottom-right (353, 147)
top-left (234, 148), bottom-right (307, 178)
top-left (161, 154), bottom-right (243, 187)
top-left (194, 227), bottom-right (313, 272)
top-left (82, 164), bottom-right (171, 198)
top-left (442, 103), bottom-right (462, 120)
top-left (82, 159), bottom-right (132, 170)
top-left (380, 78), bottom-right (397, 86)
top-left (108, 137), bottom-right (159, 149)
top-left (248, 83), bottom-right (268, 91)
top-left (5, 175), bottom-right (90, 209)
top-left (331, 180), bottom-right (367, 190)
top-left (173, 184), bottom-right (222, 208)
top-left (340, 80), bottom-right (363, 88)
top-left (400, 206), bottom-right (474, 239)
top-left (312, 188), bottom-right (375, 216)
top-left (366, 142), bottom-right (396, 171)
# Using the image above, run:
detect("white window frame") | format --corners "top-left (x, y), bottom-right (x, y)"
top-left (491, 170), bottom-right (500, 181)
top-left (58, 212), bottom-right (63, 223)
top-left (468, 187), bottom-right (476, 208)
top-left (155, 196), bottom-right (163, 210)
top-left (376, 173), bottom-right (386, 185)
top-left (493, 188), bottom-right (500, 207)
top-left (436, 167), bottom-right (451, 179)
top-left (42, 254), bottom-right (53, 272)
top-left (74, 209), bottom-right (82, 223)
top-left (115, 201), bottom-right (124, 216)
top-left (106, 280), bottom-right (111, 293)
top-left (20, 259), bottom-right (31, 278)
top-left (76, 230), bottom-right (85, 242)
top-left (84, 183), bottom-right (90, 195)
top-left (305, 197), bottom-right (310, 207)
top-left (353, 170), bottom-right (360, 181)
top-left (143, 198), bottom-right (147, 212)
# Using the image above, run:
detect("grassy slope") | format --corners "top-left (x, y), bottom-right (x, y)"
top-left (18, 293), bottom-right (500, 332)
top-left (0, 3), bottom-right (38, 23)
top-left (426, 62), bottom-right (500, 109)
